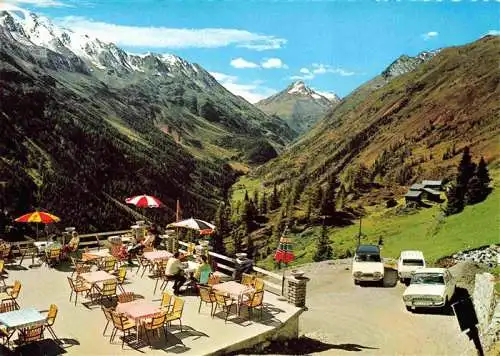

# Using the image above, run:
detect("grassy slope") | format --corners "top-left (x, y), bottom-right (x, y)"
top-left (257, 168), bottom-right (500, 269)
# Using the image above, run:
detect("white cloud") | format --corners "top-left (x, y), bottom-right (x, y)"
top-left (290, 74), bottom-right (314, 81)
top-left (261, 57), bottom-right (288, 69)
top-left (487, 30), bottom-right (500, 36)
top-left (421, 31), bottom-right (439, 41)
top-left (209, 72), bottom-right (276, 103)
top-left (54, 16), bottom-right (286, 50)
top-left (230, 57), bottom-right (259, 69)
top-left (2, 0), bottom-right (69, 7)
top-left (290, 63), bottom-right (356, 81)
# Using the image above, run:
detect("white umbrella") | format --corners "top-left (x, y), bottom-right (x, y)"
top-left (167, 218), bottom-right (215, 235)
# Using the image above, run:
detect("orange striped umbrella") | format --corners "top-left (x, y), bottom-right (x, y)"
top-left (15, 211), bottom-right (60, 223)
top-left (15, 211), bottom-right (60, 239)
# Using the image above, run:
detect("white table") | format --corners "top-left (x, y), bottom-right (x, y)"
top-left (181, 261), bottom-right (200, 274)
top-left (0, 307), bottom-right (45, 343)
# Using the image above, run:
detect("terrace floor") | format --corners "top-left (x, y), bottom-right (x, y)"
top-left (0, 257), bottom-right (301, 355)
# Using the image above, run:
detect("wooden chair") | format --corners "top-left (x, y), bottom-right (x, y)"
top-left (0, 245), bottom-right (13, 265)
top-left (114, 267), bottom-right (127, 292)
top-left (0, 300), bottom-right (18, 313)
top-left (95, 280), bottom-right (118, 302)
top-left (136, 255), bottom-right (152, 278)
top-left (165, 297), bottom-right (184, 331)
top-left (198, 286), bottom-right (216, 316)
top-left (241, 273), bottom-right (255, 286)
top-left (159, 291), bottom-right (172, 310)
top-left (213, 292), bottom-right (235, 323)
top-left (110, 311), bottom-right (136, 349)
top-left (143, 312), bottom-right (167, 346)
top-left (240, 290), bottom-right (264, 320)
top-left (254, 278), bottom-right (265, 292)
top-left (18, 325), bottom-right (44, 346)
top-left (70, 258), bottom-right (92, 278)
top-left (44, 304), bottom-right (59, 341)
top-left (0, 280), bottom-right (21, 308)
top-left (117, 292), bottom-right (134, 304)
top-left (67, 276), bottom-right (91, 306)
top-left (101, 306), bottom-right (114, 337)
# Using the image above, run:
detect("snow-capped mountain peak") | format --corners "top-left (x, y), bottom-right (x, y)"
top-left (286, 80), bottom-right (339, 103)
top-left (0, 8), bottom-right (202, 78)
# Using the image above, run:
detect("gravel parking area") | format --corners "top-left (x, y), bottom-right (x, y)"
top-left (285, 261), bottom-right (476, 355)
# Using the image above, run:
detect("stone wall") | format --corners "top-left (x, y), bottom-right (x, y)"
top-left (472, 272), bottom-right (499, 351)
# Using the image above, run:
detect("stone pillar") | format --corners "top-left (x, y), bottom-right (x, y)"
top-left (287, 275), bottom-right (310, 308)
top-left (233, 253), bottom-right (253, 281)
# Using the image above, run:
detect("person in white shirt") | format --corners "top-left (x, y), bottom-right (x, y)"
top-left (166, 252), bottom-right (186, 295)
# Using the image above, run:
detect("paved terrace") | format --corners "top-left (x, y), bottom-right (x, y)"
top-left (0, 258), bottom-right (302, 355)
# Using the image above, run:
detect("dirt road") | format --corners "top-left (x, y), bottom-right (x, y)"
top-left (297, 261), bottom-right (477, 356)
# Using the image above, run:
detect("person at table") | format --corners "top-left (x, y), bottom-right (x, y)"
top-left (166, 252), bottom-right (187, 295)
top-left (193, 255), bottom-right (212, 284)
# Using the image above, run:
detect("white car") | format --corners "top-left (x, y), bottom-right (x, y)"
top-left (397, 250), bottom-right (426, 283)
top-left (403, 268), bottom-right (456, 311)
top-left (352, 245), bottom-right (384, 285)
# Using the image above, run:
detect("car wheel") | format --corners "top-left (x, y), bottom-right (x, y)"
top-left (354, 279), bottom-right (359, 285)
top-left (406, 306), bottom-right (413, 312)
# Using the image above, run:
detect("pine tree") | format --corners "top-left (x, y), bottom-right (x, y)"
top-left (246, 234), bottom-right (254, 259)
top-left (259, 192), bottom-right (268, 214)
top-left (476, 157), bottom-right (491, 199)
top-left (269, 183), bottom-right (280, 211)
top-left (253, 189), bottom-right (260, 215)
top-left (457, 146), bottom-right (475, 195)
top-left (445, 184), bottom-right (464, 215)
top-left (212, 202), bottom-right (229, 254)
top-left (320, 176), bottom-right (337, 217)
top-left (465, 175), bottom-right (483, 205)
top-left (313, 224), bottom-right (333, 262)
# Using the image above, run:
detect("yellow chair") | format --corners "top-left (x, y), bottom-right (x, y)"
top-left (115, 267), bottom-right (127, 292)
top-left (0, 260), bottom-right (7, 286)
top-left (96, 280), bottom-right (118, 302)
top-left (100, 257), bottom-right (117, 273)
top-left (46, 248), bottom-right (61, 266)
top-left (110, 311), bottom-right (136, 349)
top-left (213, 292), bottom-right (234, 323)
top-left (44, 304), bottom-right (58, 340)
top-left (143, 312), bottom-right (167, 346)
top-left (101, 306), bottom-right (114, 337)
top-left (240, 290), bottom-right (264, 320)
top-left (165, 297), bottom-right (184, 331)
top-left (198, 286), bottom-right (216, 316)
top-left (241, 273), bottom-right (255, 286)
top-left (0, 280), bottom-right (21, 308)
top-left (254, 278), bottom-right (265, 292)
top-left (67, 277), bottom-right (91, 306)
top-left (160, 291), bottom-right (173, 311)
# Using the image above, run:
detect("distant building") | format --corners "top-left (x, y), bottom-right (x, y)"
top-left (421, 180), bottom-right (443, 190)
top-left (404, 190), bottom-right (422, 204)
top-left (422, 187), bottom-right (442, 202)
top-left (409, 183), bottom-right (425, 191)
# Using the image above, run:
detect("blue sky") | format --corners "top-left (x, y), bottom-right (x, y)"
top-left (4, 0), bottom-right (499, 102)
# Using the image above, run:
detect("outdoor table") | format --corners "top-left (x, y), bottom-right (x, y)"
top-left (81, 250), bottom-right (111, 262)
top-left (79, 270), bottom-right (116, 303)
top-left (116, 300), bottom-right (163, 342)
top-left (181, 261), bottom-right (200, 274)
top-left (0, 307), bottom-right (45, 344)
top-left (143, 250), bottom-right (172, 262)
top-left (212, 281), bottom-right (255, 314)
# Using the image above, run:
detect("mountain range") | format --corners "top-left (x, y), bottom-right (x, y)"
top-left (256, 35), bottom-right (500, 209)
top-left (0, 8), bottom-right (295, 233)
top-left (256, 81), bottom-right (341, 134)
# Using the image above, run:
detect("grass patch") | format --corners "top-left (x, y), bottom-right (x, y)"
top-left (258, 172), bottom-right (499, 269)
top-left (231, 176), bottom-right (264, 204)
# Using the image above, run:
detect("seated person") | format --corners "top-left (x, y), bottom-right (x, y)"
top-left (165, 252), bottom-right (187, 295)
top-left (127, 234), bottom-right (147, 262)
top-left (193, 255), bottom-right (212, 284)
top-left (62, 232), bottom-right (79, 255)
